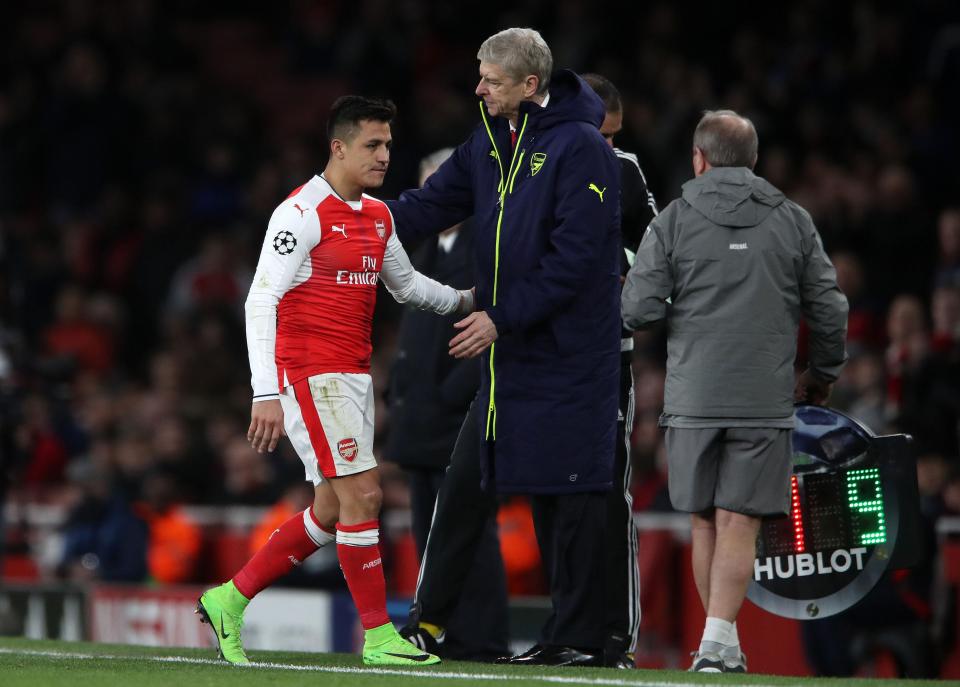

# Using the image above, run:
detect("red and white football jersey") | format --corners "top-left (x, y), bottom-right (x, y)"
top-left (245, 175), bottom-right (465, 399)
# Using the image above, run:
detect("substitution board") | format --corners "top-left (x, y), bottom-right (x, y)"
top-left (747, 405), bottom-right (922, 619)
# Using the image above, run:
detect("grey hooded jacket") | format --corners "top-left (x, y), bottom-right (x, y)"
top-left (621, 167), bottom-right (848, 421)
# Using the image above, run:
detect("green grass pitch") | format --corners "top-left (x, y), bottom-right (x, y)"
top-left (0, 637), bottom-right (954, 687)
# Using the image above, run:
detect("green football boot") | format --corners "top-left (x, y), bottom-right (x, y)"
top-left (362, 623), bottom-right (441, 666)
top-left (196, 581), bottom-right (250, 665)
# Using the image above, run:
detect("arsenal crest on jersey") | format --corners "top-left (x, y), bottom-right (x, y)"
top-left (375, 219), bottom-right (386, 240)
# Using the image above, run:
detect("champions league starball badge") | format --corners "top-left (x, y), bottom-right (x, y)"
top-left (747, 405), bottom-right (922, 620)
top-left (273, 230), bottom-right (297, 255)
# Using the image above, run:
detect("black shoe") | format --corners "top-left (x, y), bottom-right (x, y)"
top-left (604, 651), bottom-right (635, 669)
top-left (505, 645), bottom-right (603, 667)
top-left (495, 644), bottom-right (542, 664)
top-left (398, 622), bottom-right (443, 656)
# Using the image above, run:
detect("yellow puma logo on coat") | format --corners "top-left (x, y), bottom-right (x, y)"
top-left (588, 183), bottom-right (606, 202)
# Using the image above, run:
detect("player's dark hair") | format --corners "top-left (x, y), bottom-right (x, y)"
top-left (581, 73), bottom-right (621, 114)
top-left (327, 96), bottom-right (397, 142)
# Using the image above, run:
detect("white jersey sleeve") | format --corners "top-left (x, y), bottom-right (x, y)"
top-left (245, 200), bottom-right (322, 401)
top-left (380, 230), bottom-right (473, 315)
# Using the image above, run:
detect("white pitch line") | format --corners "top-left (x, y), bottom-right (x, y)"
top-left (0, 647), bottom-right (788, 687)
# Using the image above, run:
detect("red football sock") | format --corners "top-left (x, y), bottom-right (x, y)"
top-left (336, 520), bottom-right (390, 630)
top-left (233, 508), bottom-right (334, 599)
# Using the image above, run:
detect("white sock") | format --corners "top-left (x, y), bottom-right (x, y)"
top-left (699, 617), bottom-right (733, 654)
top-left (303, 508), bottom-right (336, 547)
top-left (720, 622), bottom-right (740, 658)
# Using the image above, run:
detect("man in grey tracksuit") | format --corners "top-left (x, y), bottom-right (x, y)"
top-left (621, 110), bottom-right (848, 674)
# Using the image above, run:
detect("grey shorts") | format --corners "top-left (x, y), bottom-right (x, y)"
top-left (664, 426), bottom-right (793, 516)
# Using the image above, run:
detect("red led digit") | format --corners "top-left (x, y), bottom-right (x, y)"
top-left (791, 474), bottom-right (805, 553)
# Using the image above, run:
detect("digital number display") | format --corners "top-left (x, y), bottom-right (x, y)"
top-left (790, 475), bottom-right (804, 552)
top-left (846, 467), bottom-right (886, 545)
top-left (759, 467), bottom-right (888, 558)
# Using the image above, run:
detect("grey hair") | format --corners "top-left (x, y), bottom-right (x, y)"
top-left (477, 28), bottom-right (553, 94)
top-left (419, 147), bottom-right (455, 184)
top-left (693, 110), bottom-right (758, 168)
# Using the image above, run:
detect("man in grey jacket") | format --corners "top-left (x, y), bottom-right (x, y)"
top-left (621, 110), bottom-right (848, 674)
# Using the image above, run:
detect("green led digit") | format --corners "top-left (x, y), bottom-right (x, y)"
top-left (845, 467), bottom-right (886, 545)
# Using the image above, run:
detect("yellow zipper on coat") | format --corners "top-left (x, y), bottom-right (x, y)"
top-left (479, 103), bottom-right (528, 440)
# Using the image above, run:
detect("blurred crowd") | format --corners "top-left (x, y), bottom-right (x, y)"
top-left (1, 0), bottom-right (959, 623)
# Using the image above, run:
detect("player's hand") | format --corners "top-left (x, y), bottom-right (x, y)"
top-left (794, 369), bottom-right (833, 406)
top-left (248, 399), bottom-right (286, 453)
top-left (449, 310), bottom-right (498, 358)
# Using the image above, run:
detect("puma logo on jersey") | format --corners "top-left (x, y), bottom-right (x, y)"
top-left (588, 183), bottom-right (606, 202)
top-left (294, 203), bottom-right (309, 217)
top-left (331, 224), bottom-right (348, 238)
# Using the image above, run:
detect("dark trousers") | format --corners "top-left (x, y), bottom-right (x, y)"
top-left (411, 401), bottom-right (509, 659)
top-left (407, 469), bottom-right (444, 557)
top-left (414, 364), bottom-right (640, 653)
top-left (532, 361), bottom-right (640, 651)
top-left (604, 358), bottom-right (641, 653)
top-left (531, 491), bottom-right (608, 649)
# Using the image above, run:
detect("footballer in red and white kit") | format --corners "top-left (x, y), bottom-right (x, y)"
top-left (246, 173), bottom-right (471, 482)
top-left (197, 97), bottom-right (468, 668)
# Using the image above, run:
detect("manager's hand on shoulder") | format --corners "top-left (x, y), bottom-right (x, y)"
top-left (248, 398), bottom-right (286, 453)
top-left (794, 369), bottom-right (833, 406)
top-left (449, 310), bottom-right (497, 359)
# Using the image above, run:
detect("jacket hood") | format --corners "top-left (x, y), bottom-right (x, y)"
top-left (516, 69), bottom-right (605, 131)
top-left (681, 167), bottom-right (785, 228)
